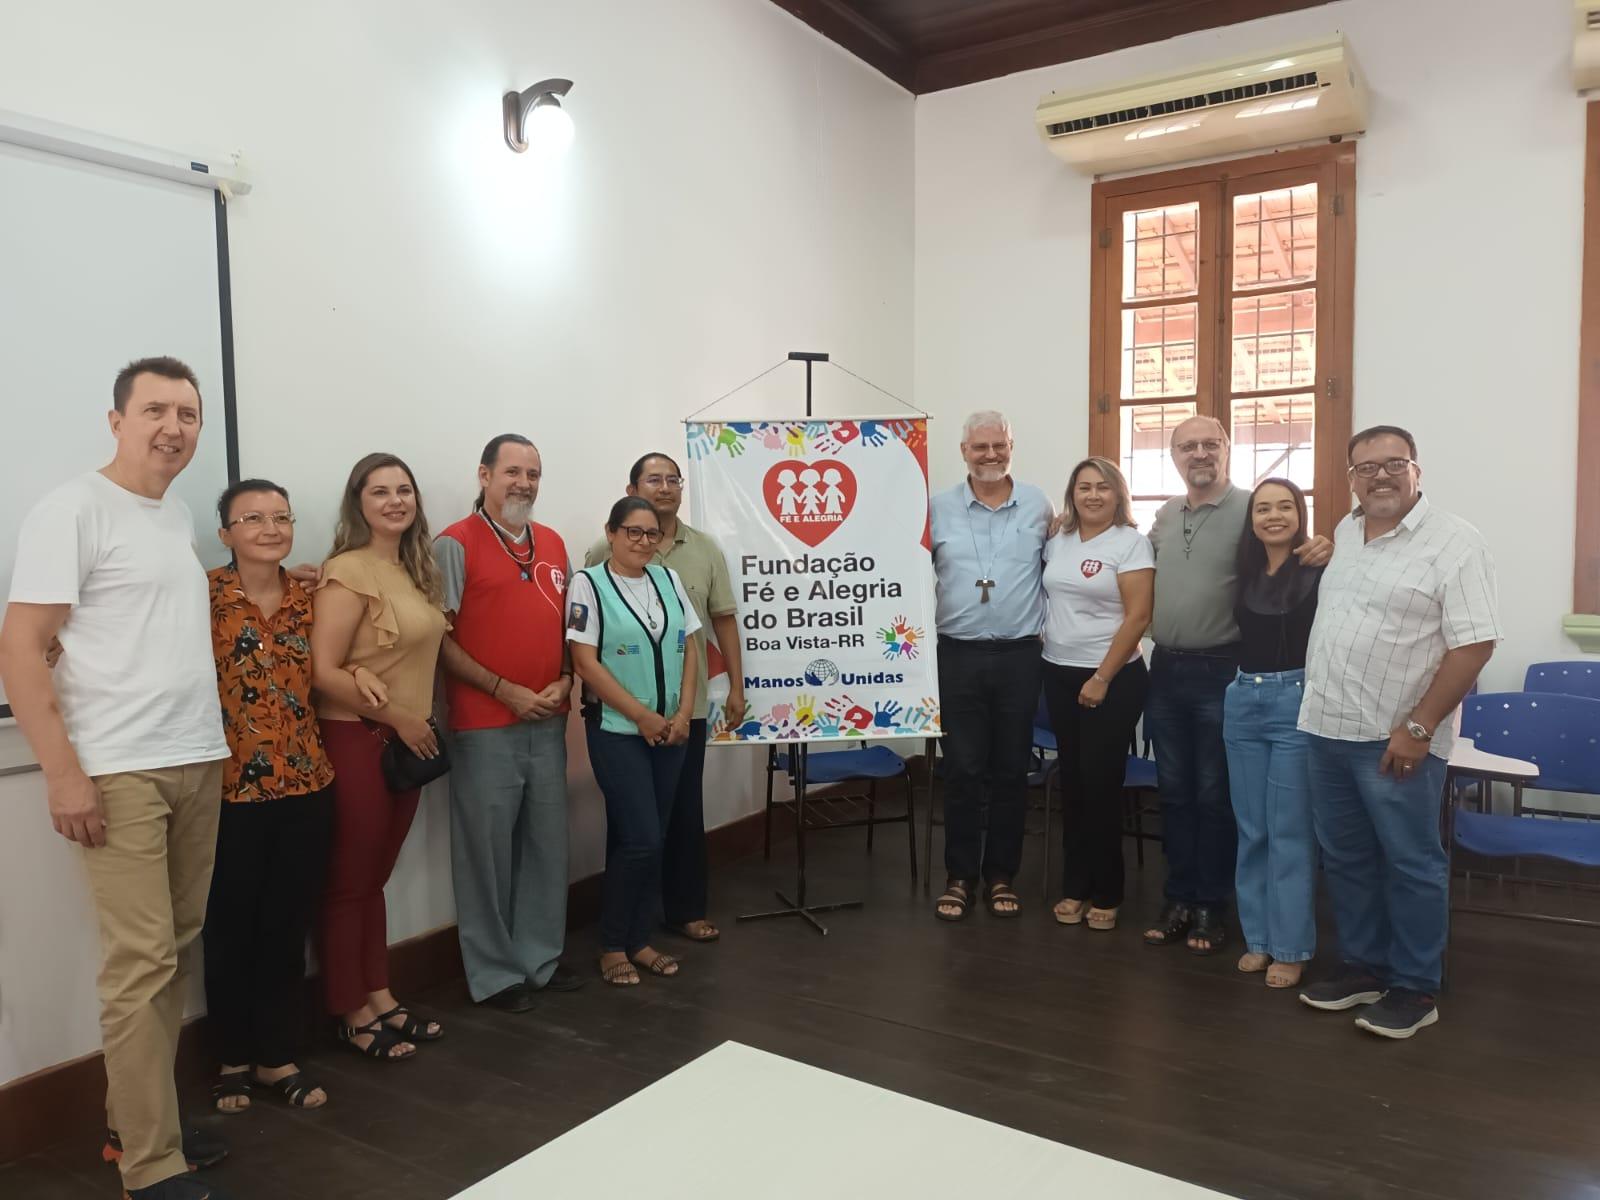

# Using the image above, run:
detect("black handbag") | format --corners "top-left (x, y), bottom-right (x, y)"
top-left (380, 720), bottom-right (451, 792)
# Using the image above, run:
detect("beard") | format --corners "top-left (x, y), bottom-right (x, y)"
top-left (501, 494), bottom-right (535, 527)
top-left (1185, 464), bottom-right (1218, 488)
top-left (970, 464), bottom-right (1008, 483)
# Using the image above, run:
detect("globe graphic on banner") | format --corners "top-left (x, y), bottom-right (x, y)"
top-left (804, 658), bottom-right (841, 686)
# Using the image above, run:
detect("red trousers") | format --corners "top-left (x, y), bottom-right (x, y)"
top-left (318, 720), bottom-right (420, 1015)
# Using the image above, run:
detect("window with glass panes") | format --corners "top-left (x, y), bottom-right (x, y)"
top-left (1088, 144), bottom-right (1355, 536)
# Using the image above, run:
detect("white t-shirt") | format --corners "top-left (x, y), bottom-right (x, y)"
top-left (1042, 524), bottom-right (1155, 668)
top-left (565, 566), bottom-right (702, 647)
top-left (8, 472), bottom-right (227, 776)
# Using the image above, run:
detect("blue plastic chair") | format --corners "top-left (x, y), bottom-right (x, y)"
top-left (1523, 661), bottom-right (1600, 700)
top-left (1449, 692), bottom-right (1600, 929)
top-left (765, 743), bottom-right (917, 881)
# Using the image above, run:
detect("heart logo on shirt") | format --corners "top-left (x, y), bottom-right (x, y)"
top-left (763, 460), bottom-right (856, 548)
top-left (533, 561), bottom-right (566, 617)
top-left (1081, 559), bottom-right (1104, 578)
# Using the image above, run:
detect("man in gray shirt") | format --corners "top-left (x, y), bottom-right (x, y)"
top-left (1142, 416), bottom-right (1327, 955)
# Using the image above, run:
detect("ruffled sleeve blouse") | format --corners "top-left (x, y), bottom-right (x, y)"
top-left (320, 547), bottom-right (447, 718)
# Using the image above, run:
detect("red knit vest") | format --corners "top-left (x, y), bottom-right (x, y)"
top-left (440, 512), bottom-right (569, 731)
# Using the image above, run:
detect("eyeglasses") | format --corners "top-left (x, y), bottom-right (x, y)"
top-left (229, 512), bottom-right (296, 529)
top-left (965, 442), bottom-right (1010, 456)
top-left (640, 475), bottom-right (683, 489)
top-left (1174, 439), bottom-right (1224, 455)
top-left (1348, 458), bottom-right (1416, 479)
top-left (619, 525), bottom-right (664, 545)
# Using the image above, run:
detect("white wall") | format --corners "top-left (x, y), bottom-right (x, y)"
top-left (915, 0), bottom-right (1590, 686)
top-left (0, 0), bottom-right (912, 1086)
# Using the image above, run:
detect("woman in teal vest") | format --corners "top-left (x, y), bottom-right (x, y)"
top-left (567, 497), bottom-right (701, 986)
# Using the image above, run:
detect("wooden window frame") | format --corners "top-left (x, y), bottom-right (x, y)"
top-left (1088, 142), bottom-right (1357, 538)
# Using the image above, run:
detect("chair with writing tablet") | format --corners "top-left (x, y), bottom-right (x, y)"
top-left (1448, 692), bottom-right (1600, 932)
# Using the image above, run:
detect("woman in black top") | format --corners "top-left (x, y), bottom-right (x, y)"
top-left (1222, 477), bottom-right (1321, 989)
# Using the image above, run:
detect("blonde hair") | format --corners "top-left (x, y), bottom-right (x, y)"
top-left (328, 452), bottom-right (444, 605)
top-left (1057, 456), bottom-right (1137, 534)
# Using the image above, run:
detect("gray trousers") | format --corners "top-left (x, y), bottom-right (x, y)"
top-left (448, 718), bottom-right (569, 1000)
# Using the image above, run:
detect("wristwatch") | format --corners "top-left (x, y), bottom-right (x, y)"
top-left (1404, 718), bottom-right (1433, 742)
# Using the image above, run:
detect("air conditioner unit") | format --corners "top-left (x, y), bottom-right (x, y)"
top-left (1036, 35), bottom-right (1367, 174)
top-left (1575, 0), bottom-right (1600, 91)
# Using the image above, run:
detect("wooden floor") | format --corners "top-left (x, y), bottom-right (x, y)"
top-left (8, 816), bottom-right (1600, 1200)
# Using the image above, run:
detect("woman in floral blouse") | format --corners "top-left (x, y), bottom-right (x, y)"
top-left (202, 478), bottom-right (385, 1113)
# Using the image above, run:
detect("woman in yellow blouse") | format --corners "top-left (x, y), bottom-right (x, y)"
top-left (311, 453), bottom-right (448, 1062)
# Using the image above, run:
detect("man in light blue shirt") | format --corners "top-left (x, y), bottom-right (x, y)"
top-left (928, 411), bottom-right (1052, 921)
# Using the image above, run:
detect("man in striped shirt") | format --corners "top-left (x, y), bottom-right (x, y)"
top-left (1298, 425), bottom-right (1500, 1039)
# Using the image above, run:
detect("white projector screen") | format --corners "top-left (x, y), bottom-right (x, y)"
top-left (0, 139), bottom-right (237, 740)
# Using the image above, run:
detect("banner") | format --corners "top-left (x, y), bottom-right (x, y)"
top-left (686, 418), bottom-right (941, 745)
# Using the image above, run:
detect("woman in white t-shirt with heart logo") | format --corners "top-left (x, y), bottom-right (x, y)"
top-left (1041, 457), bottom-right (1154, 933)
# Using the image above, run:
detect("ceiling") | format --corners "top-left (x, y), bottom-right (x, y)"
top-left (766, 0), bottom-right (1338, 94)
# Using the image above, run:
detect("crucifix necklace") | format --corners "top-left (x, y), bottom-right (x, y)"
top-left (617, 572), bottom-right (659, 630)
top-left (965, 502), bottom-right (1016, 604)
top-left (1181, 505), bottom-right (1214, 559)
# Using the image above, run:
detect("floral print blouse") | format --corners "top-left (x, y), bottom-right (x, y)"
top-left (208, 566), bottom-right (335, 802)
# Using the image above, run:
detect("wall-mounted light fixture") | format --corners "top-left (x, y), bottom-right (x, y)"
top-left (503, 79), bottom-right (574, 156)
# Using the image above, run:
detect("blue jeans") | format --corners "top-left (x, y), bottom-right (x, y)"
top-left (447, 719), bottom-right (569, 1001)
top-left (586, 725), bottom-right (687, 955)
top-left (1223, 671), bottom-right (1315, 962)
top-left (1146, 647), bottom-right (1237, 906)
top-left (1306, 736), bottom-right (1449, 994)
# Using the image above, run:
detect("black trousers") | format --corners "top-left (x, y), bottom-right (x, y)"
top-left (662, 719), bottom-right (709, 926)
top-left (201, 786), bottom-right (335, 1068)
top-left (938, 638), bottom-right (1043, 884)
top-left (1042, 659), bottom-right (1149, 909)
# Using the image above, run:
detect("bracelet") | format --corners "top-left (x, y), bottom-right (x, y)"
top-left (491, 676), bottom-right (502, 697)
top-left (1092, 672), bottom-right (1109, 684)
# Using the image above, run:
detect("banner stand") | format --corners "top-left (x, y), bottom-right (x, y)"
top-left (732, 352), bottom-right (866, 936)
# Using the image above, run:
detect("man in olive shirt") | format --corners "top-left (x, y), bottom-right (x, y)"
top-left (1144, 417), bottom-right (1328, 955)
top-left (585, 452), bottom-right (742, 942)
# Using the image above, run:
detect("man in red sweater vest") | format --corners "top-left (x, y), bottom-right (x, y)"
top-left (435, 434), bottom-right (582, 1010)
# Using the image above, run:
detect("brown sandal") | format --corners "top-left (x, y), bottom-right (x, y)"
top-left (600, 960), bottom-right (640, 986)
top-left (935, 879), bottom-right (974, 922)
top-left (985, 881), bottom-right (1021, 918)
top-left (633, 952), bottom-right (680, 977)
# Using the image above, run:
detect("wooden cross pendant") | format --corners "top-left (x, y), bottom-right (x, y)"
top-left (976, 577), bottom-right (996, 604)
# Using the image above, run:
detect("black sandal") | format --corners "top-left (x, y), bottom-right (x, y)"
top-left (1187, 906), bottom-right (1228, 956)
top-left (934, 878), bottom-right (973, 922)
top-left (985, 881), bottom-right (1022, 918)
top-left (337, 1018), bottom-right (414, 1061)
top-left (210, 1070), bottom-right (252, 1114)
top-left (374, 1004), bottom-right (443, 1042)
top-left (254, 1070), bottom-right (326, 1108)
top-left (1143, 901), bottom-right (1192, 946)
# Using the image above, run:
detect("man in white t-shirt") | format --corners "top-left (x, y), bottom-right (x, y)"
top-left (0, 357), bottom-right (232, 1200)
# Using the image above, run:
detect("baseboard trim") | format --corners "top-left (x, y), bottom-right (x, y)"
top-left (0, 805), bottom-right (789, 1165)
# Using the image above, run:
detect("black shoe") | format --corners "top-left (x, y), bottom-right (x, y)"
top-left (1299, 971), bottom-right (1387, 1012)
top-left (539, 963), bottom-right (586, 992)
top-left (1354, 988), bottom-right (1439, 1039)
top-left (126, 1172), bottom-right (234, 1199)
top-left (104, 1126), bottom-right (229, 1171)
top-left (1186, 905), bottom-right (1227, 955)
top-left (482, 981), bottom-right (539, 1013)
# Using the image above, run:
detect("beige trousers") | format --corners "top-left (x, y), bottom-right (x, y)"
top-left (83, 761), bottom-right (224, 1191)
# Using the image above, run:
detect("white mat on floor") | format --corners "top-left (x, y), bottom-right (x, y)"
top-left (452, 1040), bottom-right (1236, 1198)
